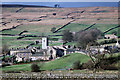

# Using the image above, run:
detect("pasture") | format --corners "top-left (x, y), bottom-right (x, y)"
top-left (1, 6), bottom-right (119, 49)
top-left (1, 53), bottom-right (91, 72)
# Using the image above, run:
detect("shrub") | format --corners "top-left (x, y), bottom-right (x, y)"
top-left (81, 55), bottom-right (119, 70)
top-left (2, 44), bottom-right (10, 55)
top-left (100, 63), bottom-right (118, 70)
top-left (73, 61), bottom-right (82, 69)
top-left (82, 60), bottom-right (94, 70)
top-left (3, 71), bottom-right (21, 73)
top-left (51, 27), bottom-right (56, 33)
top-left (1, 62), bottom-right (10, 67)
top-left (31, 63), bottom-right (40, 72)
top-left (62, 29), bottom-right (73, 43)
top-left (98, 58), bottom-right (118, 70)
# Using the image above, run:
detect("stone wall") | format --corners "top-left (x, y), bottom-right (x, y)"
top-left (0, 72), bottom-right (118, 80)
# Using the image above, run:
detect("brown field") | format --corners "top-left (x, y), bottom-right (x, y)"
top-left (1, 7), bottom-right (118, 49)
top-left (1, 7), bottom-right (118, 30)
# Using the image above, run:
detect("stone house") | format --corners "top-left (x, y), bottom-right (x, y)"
top-left (16, 52), bottom-right (32, 62)
top-left (31, 49), bottom-right (50, 60)
top-left (47, 45), bottom-right (76, 59)
top-left (10, 49), bottom-right (32, 62)
top-left (104, 34), bottom-right (117, 39)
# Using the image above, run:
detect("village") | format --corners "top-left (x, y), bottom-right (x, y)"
top-left (0, 33), bottom-right (120, 67)
top-left (0, 3), bottom-right (120, 79)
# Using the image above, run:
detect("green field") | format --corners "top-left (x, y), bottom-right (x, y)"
top-left (1, 53), bottom-right (90, 72)
top-left (1, 36), bottom-right (19, 40)
top-left (1, 23), bottom-right (119, 49)
top-left (41, 53), bottom-right (90, 70)
top-left (2, 24), bottom-right (62, 36)
top-left (60, 23), bottom-right (90, 32)
top-left (1, 52), bottom-right (120, 72)
top-left (2, 24), bottom-right (118, 36)
top-left (2, 39), bottom-right (34, 49)
top-left (61, 23), bottom-right (118, 33)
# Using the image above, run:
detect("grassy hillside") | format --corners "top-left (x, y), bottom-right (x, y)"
top-left (1, 23), bottom-right (119, 49)
top-left (61, 23), bottom-right (118, 33)
top-left (41, 53), bottom-right (90, 70)
top-left (1, 7), bottom-right (119, 49)
top-left (1, 52), bottom-right (120, 72)
top-left (2, 24), bottom-right (62, 35)
top-left (1, 53), bottom-right (90, 72)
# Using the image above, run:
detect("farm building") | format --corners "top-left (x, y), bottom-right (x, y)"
top-left (104, 34), bottom-right (117, 39)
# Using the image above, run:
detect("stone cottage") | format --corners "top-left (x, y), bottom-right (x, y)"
top-left (104, 34), bottom-right (117, 39)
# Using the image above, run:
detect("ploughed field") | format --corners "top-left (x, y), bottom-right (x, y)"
top-left (1, 7), bottom-right (119, 49)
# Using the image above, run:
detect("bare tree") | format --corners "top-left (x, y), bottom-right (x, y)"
top-left (76, 28), bottom-right (102, 72)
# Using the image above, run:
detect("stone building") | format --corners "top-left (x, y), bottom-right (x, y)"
top-left (42, 37), bottom-right (48, 49)
top-left (16, 52), bottom-right (32, 62)
top-left (104, 34), bottom-right (117, 39)
top-left (10, 49), bottom-right (32, 62)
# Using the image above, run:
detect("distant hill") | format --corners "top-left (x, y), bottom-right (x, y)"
top-left (0, 4), bottom-right (52, 8)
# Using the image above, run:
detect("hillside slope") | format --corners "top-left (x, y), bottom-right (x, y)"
top-left (41, 53), bottom-right (90, 70)
top-left (1, 53), bottom-right (90, 71)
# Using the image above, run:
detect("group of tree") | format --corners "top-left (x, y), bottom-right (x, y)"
top-left (1, 44), bottom-right (10, 55)
top-left (62, 28), bottom-right (110, 72)
top-left (54, 4), bottom-right (60, 8)
top-left (62, 28), bottom-right (120, 71)
top-left (62, 29), bottom-right (73, 43)
top-left (0, 44), bottom-right (17, 64)
top-left (76, 28), bottom-right (101, 49)
top-left (62, 28), bottom-right (101, 48)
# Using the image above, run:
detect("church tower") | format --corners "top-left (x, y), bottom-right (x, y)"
top-left (42, 37), bottom-right (48, 49)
